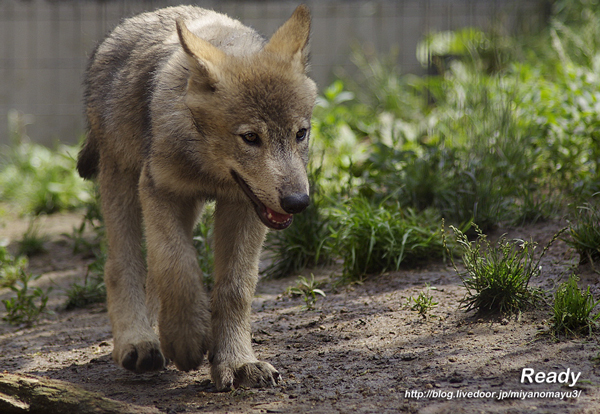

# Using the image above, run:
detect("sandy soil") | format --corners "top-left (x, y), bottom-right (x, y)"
top-left (0, 211), bottom-right (599, 413)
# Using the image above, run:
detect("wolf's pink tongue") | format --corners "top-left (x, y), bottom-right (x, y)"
top-left (266, 207), bottom-right (292, 224)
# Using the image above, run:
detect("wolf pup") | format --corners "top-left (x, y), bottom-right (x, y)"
top-left (77, 5), bottom-right (316, 390)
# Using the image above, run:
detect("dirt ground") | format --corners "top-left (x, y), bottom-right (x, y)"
top-left (1, 211), bottom-right (599, 413)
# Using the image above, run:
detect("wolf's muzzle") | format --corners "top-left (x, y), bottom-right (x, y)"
top-left (231, 170), bottom-right (295, 230)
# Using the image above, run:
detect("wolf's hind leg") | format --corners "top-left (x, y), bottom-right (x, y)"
top-left (209, 198), bottom-right (280, 390)
top-left (99, 163), bottom-right (165, 373)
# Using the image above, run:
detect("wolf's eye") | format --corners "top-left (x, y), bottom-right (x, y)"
top-left (296, 128), bottom-right (308, 142)
top-left (241, 132), bottom-right (259, 145)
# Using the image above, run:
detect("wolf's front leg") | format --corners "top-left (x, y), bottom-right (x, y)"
top-left (210, 198), bottom-right (279, 390)
top-left (139, 172), bottom-right (211, 372)
top-left (100, 166), bottom-right (165, 373)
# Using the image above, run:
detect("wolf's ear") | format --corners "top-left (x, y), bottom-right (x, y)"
top-left (263, 4), bottom-right (311, 72)
top-left (176, 19), bottom-right (225, 90)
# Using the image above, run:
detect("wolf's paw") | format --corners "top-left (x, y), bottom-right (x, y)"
top-left (114, 340), bottom-right (166, 373)
top-left (161, 339), bottom-right (207, 372)
top-left (212, 361), bottom-right (281, 391)
top-left (158, 305), bottom-right (211, 372)
top-left (160, 328), bottom-right (210, 372)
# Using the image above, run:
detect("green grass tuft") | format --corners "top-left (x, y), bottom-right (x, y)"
top-left (65, 270), bottom-right (106, 310)
top-left (566, 201), bottom-right (600, 266)
top-left (552, 274), bottom-right (600, 337)
top-left (17, 217), bottom-right (48, 256)
top-left (331, 198), bottom-right (445, 281)
top-left (445, 224), bottom-right (564, 315)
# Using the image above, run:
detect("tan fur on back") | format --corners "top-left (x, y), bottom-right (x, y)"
top-left (77, 4), bottom-right (316, 390)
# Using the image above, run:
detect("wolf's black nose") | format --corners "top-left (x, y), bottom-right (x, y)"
top-left (280, 193), bottom-right (310, 214)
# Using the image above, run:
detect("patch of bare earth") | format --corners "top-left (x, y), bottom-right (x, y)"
top-left (1, 212), bottom-right (599, 413)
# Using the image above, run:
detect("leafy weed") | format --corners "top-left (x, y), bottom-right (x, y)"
top-left (2, 270), bottom-right (52, 327)
top-left (288, 274), bottom-right (326, 311)
top-left (407, 283), bottom-right (439, 317)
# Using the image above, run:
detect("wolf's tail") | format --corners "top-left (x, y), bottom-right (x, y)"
top-left (76, 134), bottom-right (99, 179)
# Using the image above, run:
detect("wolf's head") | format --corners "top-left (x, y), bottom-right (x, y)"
top-left (176, 5), bottom-right (317, 230)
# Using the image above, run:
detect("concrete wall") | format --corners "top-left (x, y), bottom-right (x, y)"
top-left (0, 0), bottom-right (547, 146)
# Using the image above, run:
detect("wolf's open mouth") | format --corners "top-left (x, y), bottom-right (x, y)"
top-left (230, 170), bottom-right (293, 230)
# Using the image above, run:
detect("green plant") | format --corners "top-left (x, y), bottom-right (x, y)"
top-left (407, 283), bottom-right (438, 317)
top-left (552, 274), bottom-right (600, 336)
top-left (331, 197), bottom-right (445, 281)
top-left (417, 27), bottom-right (511, 74)
top-left (348, 58), bottom-right (545, 231)
top-left (288, 274), bottom-right (326, 311)
top-left (193, 204), bottom-right (215, 290)
top-left (311, 80), bottom-right (370, 199)
top-left (68, 187), bottom-right (104, 255)
top-left (65, 270), bottom-right (106, 310)
top-left (0, 112), bottom-right (92, 215)
top-left (330, 3), bottom-right (600, 231)
top-left (344, 45), bottom-right (426, 122)
top-left (514, 3), bottom-right (600, 199)
top-left (17, 216), bottom-right (48, 256)
top-left (551, 0), bottom-right (600, 69)
top-left (566, 201), bottom-right (600, 266)
top-left (64, 190), bottom-right (105, 310)
top-left (1, 223), bottom-right (51, 324)
top-left (64, 192), bottom-right (107, 310)
top-left (2, 269), bottom-right (51, 327)
top-left (0, 244), bottom-right (28, 288)
top-left (511, 191), bottom-right (555, 226)
top-left (445, 224), bottom-right (565, 315)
